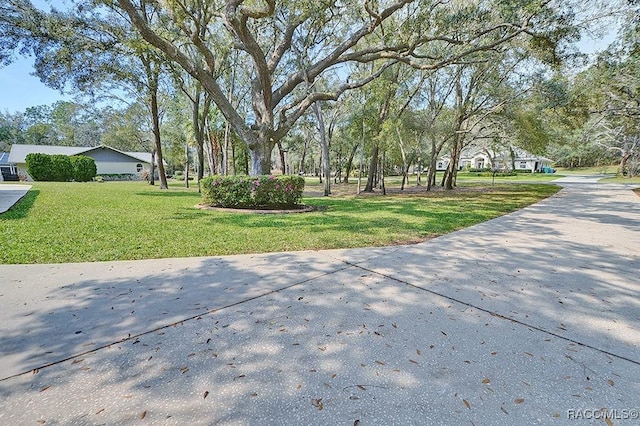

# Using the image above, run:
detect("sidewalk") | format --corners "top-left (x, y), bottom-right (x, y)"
top-left (0, 184), bottom-right (31, 214)
top-left (0, 179), bottom-right (638, 424)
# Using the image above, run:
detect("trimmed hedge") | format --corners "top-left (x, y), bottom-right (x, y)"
top-left (49, 155), bottom-right (74, 181)
top-left (202, 175), bottom-right (305, 208)
top-left (462, 170), bottom-right (518, 177)
top-left (70, 155), bottom-right (97, 182)
top-left (25, 153), bottom-right (97, 182)
top-left (25, 153), bottom-right (53, 181)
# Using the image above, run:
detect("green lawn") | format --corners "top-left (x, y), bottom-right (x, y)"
top-left (0, 180), bottom-right (559, 264)
top-left (555, 165), bottom-right (618, 175)
top-left (454, 171), bottom-right (562, 182)
top-left (599, 175), bottom-right (640, 184)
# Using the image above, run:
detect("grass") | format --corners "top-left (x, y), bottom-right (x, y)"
top-left (0, 180), bottom-right (560, 264)
top-left (453, 171), bottom-right (562, 182)
top-left (599, 175), bottom-right (640, 184)
top-left (555, 165), bottom-right (618, 175)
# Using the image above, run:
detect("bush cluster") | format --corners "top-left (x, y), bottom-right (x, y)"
top-left (463, 170), bottom-right (518, 177)
top-left (25, 153), bottom-right (97, 182)
top-left (70, 155), bottom-right (98, 182)
top-left (201, 175), bottom-right (305, 209)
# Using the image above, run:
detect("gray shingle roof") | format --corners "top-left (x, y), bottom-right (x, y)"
top-left (8, 144), bottom-right (159, 165)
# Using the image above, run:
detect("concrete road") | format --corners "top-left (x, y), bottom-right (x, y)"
top-left (0, 177), bottom-right (638, 425)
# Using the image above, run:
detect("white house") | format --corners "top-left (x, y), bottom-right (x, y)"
top-left (8, 144), bottom-right (162, 181)
top-left (437, 147), bottom-right (553, 172)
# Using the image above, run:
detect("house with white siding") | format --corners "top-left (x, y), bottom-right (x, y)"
top-left (437, 147), bottom-right (553, 172)
top-left (7, 144), bottom-right (161, 181)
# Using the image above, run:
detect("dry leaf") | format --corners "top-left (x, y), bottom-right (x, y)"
top-left (251, 392), bottom-right (258, 397)
top-left (357, 385), bottom-right (367, 391)
top-left (40, 385), bottom-right (51, 392)
top-left (296, 384), bottom-right (302, 389)
top-left (416, 349), bottom-right (421, 355)
top-left (95, 408), bottom-right (105, 415)
top-left (37, 421), bottom-right (45, 425)
top-left (409, 359), bottom-right (419, 364)
top-left (607, 379), bottom-right (614, 386)
top-left (514, 398), bottom-right (525, 404)
top-left (605, 418), bottom-right (613, 426)
top-left (463, 399), bottom-right (471, 409)
top-left (375, 360), bottom-right (385, 365)
top-left (140, 411), bottom-right (147, 420)
top-left (482, 378), bottom-right (490, 384)
top-left (233, 375), bottom-right (246, 381)
top-left (203, 391), bottom-right (209, 399)
top-left (311, 398), bottom-right (324, 410)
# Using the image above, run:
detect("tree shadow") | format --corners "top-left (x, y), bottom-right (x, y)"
top-left (0, 185), bottom-right (638, 424)
top-left (0, 189), bottom-right (40, 220)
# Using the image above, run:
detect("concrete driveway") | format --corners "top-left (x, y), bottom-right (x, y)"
top-left (0, 177), bottom-right (638, 424)
top-left (0, 184), bottom-right (32, 214)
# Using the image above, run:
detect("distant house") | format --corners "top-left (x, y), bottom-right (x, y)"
top-left (7, 144), bottom-right (162, 181)
top-left (437, 147), bottom-right (553, 173)
top-left (493, 148), bottom-right (553, 172)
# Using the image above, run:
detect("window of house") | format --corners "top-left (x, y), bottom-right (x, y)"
top-left (136, 163), bottom-right (143, 172)
top-left (519, 162), bottom-right (527, 169)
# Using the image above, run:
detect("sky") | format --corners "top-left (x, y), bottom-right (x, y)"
top-left (0, 15), bottom-right (618, 115)
top-left (0, 58), bottom-right (73, 114)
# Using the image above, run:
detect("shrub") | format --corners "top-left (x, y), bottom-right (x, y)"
top-left (25, 153), bottom-right (75, 181)
top-left (49, 155), bottom-right (74, 181)
top-left (202, 175), bottom-right (305, 208)
top-left (70, 155), bottom-right (97, 182)
top-left (25, 153), bottom-right (53, 181)
top-left (464, 170), bottom-right (517, 177)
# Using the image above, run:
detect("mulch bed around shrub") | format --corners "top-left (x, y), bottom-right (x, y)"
top-left (196, 203), bottom-right (316, 214)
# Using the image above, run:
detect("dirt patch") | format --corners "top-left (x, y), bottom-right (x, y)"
top-left (303, 183), bottom-right (494, 198)
top-left (196, 204), bottom-right (316, 214)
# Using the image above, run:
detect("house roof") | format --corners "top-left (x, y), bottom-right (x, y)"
top-left (442, 145), bottom-right (553, 163)
top-left (8, 144), bottom-right (158, 165)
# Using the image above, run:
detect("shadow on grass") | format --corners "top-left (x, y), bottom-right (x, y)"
top-left (135, 190), bottom-right (202, 198)
top-left (1, 183), bottom-right (639, 423)
top-left (0, 189), bottom-right (40, 220)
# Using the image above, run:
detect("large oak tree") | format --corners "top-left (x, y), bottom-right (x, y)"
top-left (112, 0), bottom-right (570, 175)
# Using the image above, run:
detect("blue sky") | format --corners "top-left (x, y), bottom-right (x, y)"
top-left (0, 58), bottom-right (72, 113)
